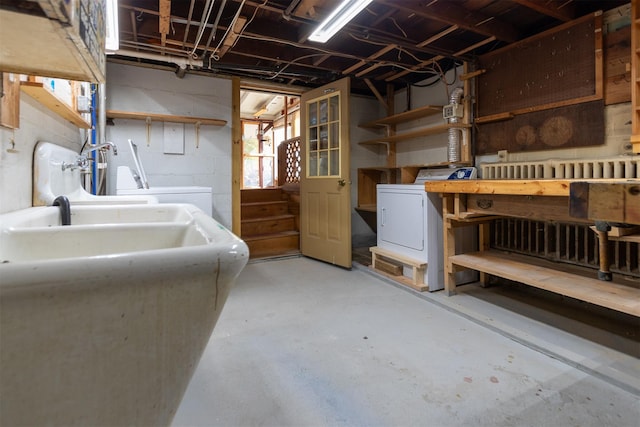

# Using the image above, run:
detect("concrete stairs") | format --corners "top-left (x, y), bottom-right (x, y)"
top-left (241, 188), bottom-right (300, 259)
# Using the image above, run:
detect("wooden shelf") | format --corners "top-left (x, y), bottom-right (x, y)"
top-left (20, 81), bottom-right (91, 128)
top-left (355, 204), bottom-right (376, 213)
top-left (359, 105), bottom-right (443, 128)
top-left (107, 109), bottom-right (227, 126)
top-left (450, 250), bottom-right (640, 317)
top-left (359, 123), bottom-right (470, 145)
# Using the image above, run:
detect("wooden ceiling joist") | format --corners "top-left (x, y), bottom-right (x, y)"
top-left (417, 25), bottom-right (459, 48)
top-left (453, 36), bottom-right (496, 57)
top-left (386, 55), bottom-right (444, 82)
top-left (376, 0), bottom-right (520, 43)
top-left (512, 0), bottom-right (575, 22)
top-left (159, 0), bottom-right (171, 47)
top-left (342, 44), bottom-right (397, 75)
top-left (217, 16), bottom-right (248, 58)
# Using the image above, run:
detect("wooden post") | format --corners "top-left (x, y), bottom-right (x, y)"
top-left (595, 221), bottom-right (612, 281)
top-left (442, 193), bottom-right (457, 295)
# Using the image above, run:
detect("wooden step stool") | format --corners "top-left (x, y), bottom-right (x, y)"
top-left (369, 246), bottom-right (428, 292)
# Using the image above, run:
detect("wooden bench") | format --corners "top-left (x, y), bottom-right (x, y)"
top-left (425, 179), bottom-right (640, 317)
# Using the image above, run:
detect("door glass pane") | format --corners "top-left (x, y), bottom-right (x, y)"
top-left (309, 151), bottom-right (318, 177)
top-left (319, 99), bottom-right (328, 124)
top-left (329, 95), bottom-right (339, 121)
top-left (329, 122), bottom-right (338, 148)
top-left (309, 102), bottom-right (318, 125)
top-left (306, 92), bottom-right (340, 178)
top-left (309, 127), bottom-right (318, 151)
top-left (319, 125), bottom-right (328, 150)
top-left (319, 151), bottom-right (328, 176)
top-left (330, 149), bottom-right (339, 175)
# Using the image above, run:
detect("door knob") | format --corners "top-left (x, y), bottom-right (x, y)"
top-left (338, 179), bottom-right (346, 186)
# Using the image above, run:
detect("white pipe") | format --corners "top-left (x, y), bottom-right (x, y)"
top-left (115, 49), bottom-right (203, 69)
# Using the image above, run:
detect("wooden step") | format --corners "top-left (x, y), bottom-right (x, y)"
top-left (245, 231), bottom-right (300, 259)
top-left (241, 188), bottom-right (285, 203)
top-left (241, 200), bottom-right (288, 219)
top-left (241, 214), bottom-right (296, 236)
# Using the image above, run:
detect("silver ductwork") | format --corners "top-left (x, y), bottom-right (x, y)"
top-left (447, 87), bottom-right (464, 165)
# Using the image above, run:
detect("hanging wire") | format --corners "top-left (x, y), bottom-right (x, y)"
top-left (189, 0), bottom-right (216, 58)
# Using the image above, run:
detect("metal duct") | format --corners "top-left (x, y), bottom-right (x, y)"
top-left (447, 87), bottom-right (464, 164)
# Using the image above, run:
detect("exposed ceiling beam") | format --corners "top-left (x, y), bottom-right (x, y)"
top-left (343, 44), bottom-right (397, 75)
top-left (417, 25), bottom-right (458, 48)
top-left (159, 0), bottom-right (171, 48)
top-left (217, 16), bottom-right (248, 58)
top-left (511, 0), bottom-right (575, 22)
top-left (376, 0), bottom-right (520, 43)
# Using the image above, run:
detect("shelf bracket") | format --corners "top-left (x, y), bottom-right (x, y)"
top-left (195, 121), bottom-right (201, 148)
top-left (382, 141), bottom-right (391, 156)
top-left (145, 117), bottom-right (152, 146)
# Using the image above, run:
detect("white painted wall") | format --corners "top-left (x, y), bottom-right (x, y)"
top-left (349, 94), bottom-right (387, 244)
top-left (0, 93), bottom-right (84, 214)
top-left (104, 63), bottom-right (233, 227)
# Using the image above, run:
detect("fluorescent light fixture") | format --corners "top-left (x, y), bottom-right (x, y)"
top-left (308, 0), bottom-right (373, 43)
top-left (105, 0), bottom-right (119, 52)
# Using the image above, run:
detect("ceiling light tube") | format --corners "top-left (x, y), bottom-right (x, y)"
top-left (105, 0), bottom-right (120, 53)
top-left (308, 0), bottom-right (373, 43)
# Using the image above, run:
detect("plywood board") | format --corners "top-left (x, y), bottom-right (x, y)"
top-left (476, 100), bottom-right (604, 155)
top-left (477, 14), bottom-right (601, 117)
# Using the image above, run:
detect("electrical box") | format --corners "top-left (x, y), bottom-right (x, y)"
top-left (443, 103), bottom-right (464, 120)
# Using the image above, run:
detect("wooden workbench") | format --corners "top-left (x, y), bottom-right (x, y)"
top-left (424, 179), bottom-right (640, 317)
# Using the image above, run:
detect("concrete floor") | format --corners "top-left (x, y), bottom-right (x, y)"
top-left (172, 256), bottom-right (640, 427)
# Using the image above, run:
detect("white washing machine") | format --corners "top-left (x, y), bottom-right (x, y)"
top-left (116, 140), bottom-right (213, 216)
top-left (376, 168), bottom-right (478, 291)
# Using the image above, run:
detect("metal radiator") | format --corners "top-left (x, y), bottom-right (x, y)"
top-left (481, 156), bottom-right (640, 179)
top-left (480, 156), bottom-right (640, 277)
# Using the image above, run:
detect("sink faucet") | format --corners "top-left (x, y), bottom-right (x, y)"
top-left (53, 195), bottom-right (71, 226)
top-left (62, 142), bottom-right (118, 171)
top-left (81, 141), bottom-right (118, 156)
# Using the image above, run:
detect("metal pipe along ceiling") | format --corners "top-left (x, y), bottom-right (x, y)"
top-left (115, 49), bottom-right (204, 69)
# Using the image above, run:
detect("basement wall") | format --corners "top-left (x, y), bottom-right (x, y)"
top-left (105, 62), bottom-right (233, 228)
top-left (0, 92), bottom-right (83, 214)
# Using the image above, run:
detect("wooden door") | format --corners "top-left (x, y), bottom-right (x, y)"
top-left (300, 77), bottom-right (352, 268)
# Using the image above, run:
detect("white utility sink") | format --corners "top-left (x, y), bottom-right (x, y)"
top-left (33, 141), bottom-right (158, 206)
top-left (0, 203), bottom-right (249, 426)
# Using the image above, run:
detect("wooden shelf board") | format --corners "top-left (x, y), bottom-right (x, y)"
top-left (450, 251), bottom-right (640, 317)
top-left (425, 179), bottom-right (640, 197)
top-left (359, 123), bottom-right (470, 145)
top-left (107, 109), bottom-right (227, 126)
top-left (20, 81), bottom-right (91, 128)
top-left (359, 105), bottom-right (443, 128)
top-left (355, 205), bottom-right (377, 213)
